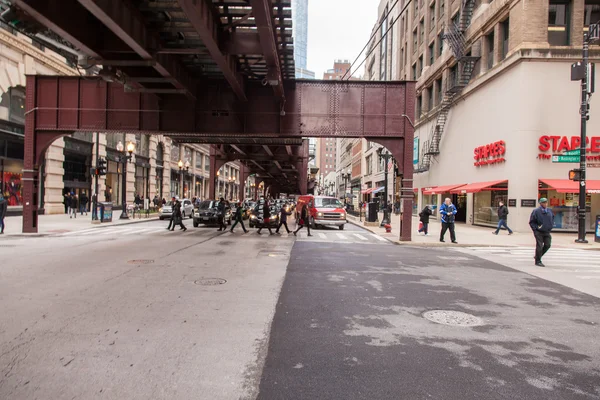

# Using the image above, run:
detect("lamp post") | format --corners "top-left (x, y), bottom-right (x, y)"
top-left (342, 170), bottom-right (351, 205)
top-left (228, 176), bottom-right (234, 200)
top-left (215, 170), bottom-right (220, 198)
top-left (177, 160), bottom-right (189, 198)
top-left (116, 141), bottom-right (135, 220)
top-left (378, 147), bottom-right (391, 226)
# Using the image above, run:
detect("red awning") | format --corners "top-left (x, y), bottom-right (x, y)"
top-left (450, 180), bottom-right (508, 194)
top-left (361, 188), bottom-right (374, 194)
top-left (422, 184), bottom-right (466, 195)
top-left (540, 179), bottom-right (600, 193)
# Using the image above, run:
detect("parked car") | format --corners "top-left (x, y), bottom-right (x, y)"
top-left (296, 195), bottom-right (346, 230)
top-left (244, 201), bottom-right (257, 219)
top-left (158, 198), bottom-right (194, 220)
top-left (248, 200), bottom-right (280, 228)
top-left (192, 200), bottom-right (232, 227)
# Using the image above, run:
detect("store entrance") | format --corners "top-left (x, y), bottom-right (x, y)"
top-left (452, 193), bottom-right (467, 223)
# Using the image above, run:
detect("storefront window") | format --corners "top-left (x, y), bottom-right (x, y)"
top-left (1, 159), bottom-right (23, 206)
top-left (422, 194), bottom-right (439, 217)
top-left (539, 183), bottom-right (596, 230)
top-left (473, 189), bottom-right (508, 226)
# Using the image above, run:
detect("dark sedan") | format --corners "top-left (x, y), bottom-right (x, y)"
top-left (193, 200), bottom-right (232, 227)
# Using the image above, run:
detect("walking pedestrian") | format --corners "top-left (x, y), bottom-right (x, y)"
top-left (418, 205), bottom-right (432, 235)
top-left (257, 200), bottom-right (273, 235)
top-left (170, 200), bottom-right (187, 231)
top-left (293, 202), bottom-right (312, 237)
top-left (0, 194), bottom-right (7, 234)
top-left (64, 192), bottom-right (70, 214)
top-left (166, 196), bottom-right (177, 230)
top-left (80, 192), bottom-right (89, 216)
top-left (276, 203), bottom-right (292, 234)
top-left (230, 201), bottom-right (248, 233)
top-left (439, 197), bottom-right (457, 243)
top-left (69, 193), bottom-right (78, 219)
top-left (529, 198), bottom-right (554, 267)
top-left (493, 201), bottom-right (513, 235)
top-left (217, 197), bottom-right (227, 231)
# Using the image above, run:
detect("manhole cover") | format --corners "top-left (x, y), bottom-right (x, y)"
top-left (127, 259), bottom-right (154, 264)
top-left (194, 278), bottom-right (227, 286)
top-left (422, 310), bottom-right (484, 327)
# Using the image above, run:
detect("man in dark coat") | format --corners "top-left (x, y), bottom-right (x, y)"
top-left (493, 201), bottom-right (513, 235)
top-left (276, 203), bottom-right (292, 234)
top-left (166, 196), bottom-right (177, 230)
top-left (80, 192), bottom-right (89, 216)
top-left (230, 201), bottom-right (248, 233)
top-left (529, 198), bottom-right (554, 267)
top-left (217, 197), bottom-right (227, 231)
top-left (170, 200), bottom-right (187, 231)
top-left (418, 205), bottom-right (433, 235)
top-left (0, 194), bottom-right (7, 234)
top-left (69, 194), bottom-right (78, 219)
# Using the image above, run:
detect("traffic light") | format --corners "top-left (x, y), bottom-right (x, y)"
top-left (97, 157), bottom-right (107, 176)
top-left (569, 169), bottom-right (582, 181)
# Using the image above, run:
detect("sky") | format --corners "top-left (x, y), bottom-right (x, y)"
top-left (306, 0), bottom-right (381, 79)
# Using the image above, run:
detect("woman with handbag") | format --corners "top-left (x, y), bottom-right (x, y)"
top-left (170, 200), bottom-right (187, 231)
top-left (418, 205), bottom-right (432, 236)
top-left (293, 202), bottom-right (312, 237)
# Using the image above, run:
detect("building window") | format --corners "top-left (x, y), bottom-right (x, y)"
top-left (502, 19), bottom-right (510, 59)
top-left (450, 64), bottom-right (458, 87)
top-left (430, 2), bottom-right (436, 30)
top-left (549, 0), bottom-right (570, 46)
top-left (195, 151), bottom-right (202, 169)
top-left (418, 55), bottom-right (424, 77)
top-left (440, 0), bottom-right (445, 17)
top-left (417, 95), bottom-right (422, 117)
top-left (412, 63), bottom-right (417, 79)
top-left (413, 28), bottom-right (418, 51)
top-left (380, 8), bottom-right (388, 81)
top-left (429, 42), bottom-right (435, 65)
top-left (435, 77), bottom-right (443, 104)
top-left (366, 155), bottom-right (373, 175)
top-left (585, 0), bottom-right (600, 30)
top-left (427, 86), bottom-right (433, 111)
top-left (170, 145), bottom-right (180, 162)
top-left (419, 19), bottom-right (425, 44)
top-left (438, 32), bottom-right (444, 56)
top-left (204, 155), bottom-right (210, 172)
top-left (451, 12), bottom-right (460, 28)
top-left (487, 31), bottom-right (495, 69)
top-left (414, 0), bottom-right (419, 18)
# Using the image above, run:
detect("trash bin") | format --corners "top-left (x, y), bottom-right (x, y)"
top-left (595, 215), bottom-right (600, 243)
top-left (99, 202), bottom-right (113, 223)
top-left (367, 202), bottom-right (378, 222)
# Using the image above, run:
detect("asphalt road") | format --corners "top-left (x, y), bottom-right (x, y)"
top-left (257, 242), bottom-right (600, 400)
top-left (2, 219), bottom-right (600, 399)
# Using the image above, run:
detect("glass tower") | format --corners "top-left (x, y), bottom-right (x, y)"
top-left (291, 0), bottom-right (314, 78)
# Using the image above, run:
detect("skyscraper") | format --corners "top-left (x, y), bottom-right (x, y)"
top-left (291, 0), bottom-right (314, 79)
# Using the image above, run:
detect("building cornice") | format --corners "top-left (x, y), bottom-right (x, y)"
top-left (0, 30), bottom-right (76, 76)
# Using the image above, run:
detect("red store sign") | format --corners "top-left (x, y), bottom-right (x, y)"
top-left (538, 135), bottom-right (600, 160)
top-left (474, 141), bottom-right (506, 166)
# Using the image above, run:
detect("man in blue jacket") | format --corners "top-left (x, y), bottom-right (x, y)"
top-left (529, 197), bottom-right (554, 267)
top-left (439, 197), bottom-right (458, 243)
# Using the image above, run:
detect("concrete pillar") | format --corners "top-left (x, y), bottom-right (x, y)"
top-left (480, 34), bottom-right (491, 73)
top-left (43, 138), bottom-right (65, 214)
top-left (493, 22), bottom-right (502, 65)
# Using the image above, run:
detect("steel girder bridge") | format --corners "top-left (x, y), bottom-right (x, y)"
top-left (4, 0), bottom-right (415, 240)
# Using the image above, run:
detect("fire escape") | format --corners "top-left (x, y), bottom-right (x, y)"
top-left (415, 0), bottom-right (480, 173)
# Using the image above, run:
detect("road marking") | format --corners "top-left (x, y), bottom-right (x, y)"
top-left (353, 233), bottom-right (368, 241)
top-left (576, 276), bottom-right (600, 279)
top-left (60, 228), bottom-right (99, 236)
top-left (336, 233), bottom-right (347, 240)
top-left (371, 234), bottom-right (388, 242)
top-left (318, 233), bottom-right (327, 239)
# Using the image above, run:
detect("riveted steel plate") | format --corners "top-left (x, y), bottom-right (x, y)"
top-left (422, 310), bottom-right (484, 327)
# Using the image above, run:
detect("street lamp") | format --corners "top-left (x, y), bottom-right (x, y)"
top-left (178, 159), bottom-right (190, 198)
top-left (116, 140), bottom-right (135, 219)
top-left (378, 147), bottom-right (392, 226)
top-left (342, 170), bottom-right (351, 205)
top-left (228, 176), bottom-right (234, 200)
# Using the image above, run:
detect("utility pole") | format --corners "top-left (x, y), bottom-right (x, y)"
top-left (572, 23), bottom-right (598, 243)
top-left (92, 131), bottom-right (99, 221)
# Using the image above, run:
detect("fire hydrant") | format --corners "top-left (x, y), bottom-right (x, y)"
top-left (384, 223), bottom-right (392, 233)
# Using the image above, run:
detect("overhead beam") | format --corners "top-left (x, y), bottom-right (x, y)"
top-left (177, 0), bottom-right (247, 101)
top-left (285, 145), bottom-right (293, 155)
top-left (262, 145), bottom-right (274, 156)
top-left (76, 0), bottom-right (196, 98)
top-left (230, 145), bottom-right (247, 155)
top-left (251, 160), bottom-right (266, 171)
top-left (249, 0), bottom-right (284, 100)
top-left (225, 31), bottom-right (262, 55)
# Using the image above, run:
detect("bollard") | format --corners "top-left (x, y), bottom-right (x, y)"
top-left (384, 223), bottom-right (391, 233)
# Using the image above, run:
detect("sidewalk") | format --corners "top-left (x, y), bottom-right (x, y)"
top-left (348, 212), bottom-right (600, 250)
top-left (1, 212), bottom-right (159, 236)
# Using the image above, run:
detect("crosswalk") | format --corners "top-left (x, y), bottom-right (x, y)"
top-left (51, 223), bottom-right (390, 245)
top-left (457, 246), bottom-right (600, 280)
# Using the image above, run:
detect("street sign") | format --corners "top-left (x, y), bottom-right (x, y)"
top-left (589, 23), bottom-right (600, 40)
top-left (563, 149), bottom-right (580, 156)
top-left (552, 155), bottom-right (579, 163)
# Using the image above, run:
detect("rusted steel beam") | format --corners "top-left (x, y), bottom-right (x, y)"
top-left (76, 0), bottom-right (196, 98)
top-left (14, 0), bottom-right (102, 58)
top-left (177, 0), bottom-right (247, 101)
top-left (249, 0), bottom-right (284, 100)
top-left (225, 31), bottom-right (262, 55)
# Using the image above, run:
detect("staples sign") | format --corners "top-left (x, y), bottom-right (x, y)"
top-left (474, 141), bottom-right (506, 167)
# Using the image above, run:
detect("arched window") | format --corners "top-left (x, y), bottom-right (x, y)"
top-left (156, 143), bottom-right (164, 165)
